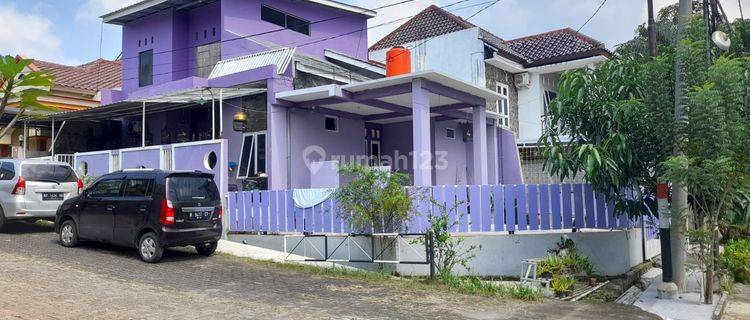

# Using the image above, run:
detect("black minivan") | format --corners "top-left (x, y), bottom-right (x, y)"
top-left (55, 169), bottom-right (222, 263)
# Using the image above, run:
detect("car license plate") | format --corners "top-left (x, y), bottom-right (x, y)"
top-left (42, 193), bottom-right (64, 201)
top-left (188, 211), bottom-right (211, 220)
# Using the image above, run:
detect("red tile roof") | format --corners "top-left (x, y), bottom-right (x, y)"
top-left (31, 59), bottom-right (121, 92)
top-left (503, 28), bottom-right (610, 67)
top-left (369, 5), bottom-right (608, 67)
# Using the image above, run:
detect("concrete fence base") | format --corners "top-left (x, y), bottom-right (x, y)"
top-left (229, 229), bottom-right (660, 277)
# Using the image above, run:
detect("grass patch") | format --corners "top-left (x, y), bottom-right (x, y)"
top-left (586, 288), bottom-right (619, 302)
top-left (437, 274), bottom-right (543, 301)
top-left (216, 253), bottom-right (543, 301)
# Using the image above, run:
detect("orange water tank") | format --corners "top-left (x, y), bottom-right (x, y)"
top-left (386, 46), bottom-right (411, 77)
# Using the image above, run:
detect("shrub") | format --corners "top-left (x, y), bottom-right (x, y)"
top-left (551, 275), bottom-right (576, 294)
top-left (722, 239), bottom-right (750, 283)
top-left (427, 201), bottom-right (481, 278)
top-left (336, 164), bottom-right (414, 233)
top-left (538, 237), bottom-right (597, 278)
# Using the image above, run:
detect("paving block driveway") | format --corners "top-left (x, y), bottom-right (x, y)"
top-left (0, 223), bottom-right (659, 320)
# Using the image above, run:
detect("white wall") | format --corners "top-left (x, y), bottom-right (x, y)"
top-left (370, 28), bottom-right (486, 85)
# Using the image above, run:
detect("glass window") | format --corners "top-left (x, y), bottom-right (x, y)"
top-left (139, 50), bottom-right (153, 87)
top-left (123, 179), bottom-right (154, 197)
top-left (495, 83), bottom-right (510, 128)
top-left (446, 128), bottom-right (456, 139)
top-left (22, 164), bottom-right (77, 183)
top-left (167, 176), bottom-right (219, 201)
top-left (261, 5), bottom-right (310, 36)
top-left (196, 42), bottom-right (221, 78)
top-left (89, 180), bottom-right (124, 198)
top-left (324, 116), bottom-right (338, 132)
top-left (238, 132), bottom-right (267, 178)
top-left (0, 162), bottom-right (14, 181)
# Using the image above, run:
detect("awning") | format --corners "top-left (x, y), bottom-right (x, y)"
top-left (51, 87), bottom-right (266, 121)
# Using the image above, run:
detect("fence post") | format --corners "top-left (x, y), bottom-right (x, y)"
top-left (428, 230), bottom-right (435, 280)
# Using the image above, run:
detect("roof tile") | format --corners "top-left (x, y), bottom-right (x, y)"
top-left (32, 59), bottom-right (121, 92)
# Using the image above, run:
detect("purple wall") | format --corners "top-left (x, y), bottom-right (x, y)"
top-left (120, 148), bottom-right (161, 169)
top-left (498, 128), bottom-right (523, 184)
top-left (121, 9), bottom-right (177, 94)
top-left (288, 109), bottom-right (366, 188)
top-left (75, 153), bottom-right (110, 177)
top-left (221, 0), bottom-right (369, 60)
top-left (433, 121), bottom-right (470, 185)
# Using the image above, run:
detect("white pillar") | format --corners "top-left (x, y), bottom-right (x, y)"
top-left (22, 121), bottom-right (27, 160)
top-left (142, 101), bottom-right (146, 147)
top-left (219, 89), bottom-right (224, 139)
top-left (211, 94), bottom-right (216, 140)
top-left (412, 79), bottom-right (432, 186)
top-left (472, 105), bottom-right (488, 185)
top-left (51, 118), bottom-right (55, 158)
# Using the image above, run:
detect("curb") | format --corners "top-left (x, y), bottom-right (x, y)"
top-left (713, 291), bottom-right (729, 320)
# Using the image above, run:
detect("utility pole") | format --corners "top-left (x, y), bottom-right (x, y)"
top-left (671, 0), bottom-right (692, 293)
top-left (647, 0), bottom-right (659, 57)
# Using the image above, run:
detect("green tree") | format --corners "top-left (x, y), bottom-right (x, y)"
top-left (0, 55), bottom-right (55, 139)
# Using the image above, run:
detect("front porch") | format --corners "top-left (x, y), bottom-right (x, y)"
top-left (274, 70), bottom-right (524, 189)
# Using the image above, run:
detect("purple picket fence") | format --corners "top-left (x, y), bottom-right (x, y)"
top-left (226, 184), bottom-right (655, 235)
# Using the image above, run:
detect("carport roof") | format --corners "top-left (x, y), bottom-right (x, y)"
top-left (276, 70), bottom-right (502, 124)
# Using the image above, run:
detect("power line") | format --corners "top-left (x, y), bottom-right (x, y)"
top-left (465, 0), bottom-right (501, 20)
top-left (577, 0), bottom-right (608, 32)
top-left (118, 0), bottom-right (497, 82)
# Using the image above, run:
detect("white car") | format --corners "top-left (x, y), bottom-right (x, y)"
top-left (0, 159), bottom-right (82, 230)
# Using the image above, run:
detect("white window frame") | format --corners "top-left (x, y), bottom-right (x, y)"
top-left (324, 115), bottom-right (339, 132)
top-left (494, 82), bottom-right (510, 128)
top-left (237, 131), bottom-right (267, 179)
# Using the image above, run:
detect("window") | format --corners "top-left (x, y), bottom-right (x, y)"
top-left (196, 42), bottom-right (221, 78)
top-left (446, 128), bottom-right (456, 139)
top-left (138, 50), bottom-right (153, 87)
top-left (0, 162), bottom-right (14, 180)
top-left (22, 164), bottom-right (77, 182)
top-left (483, 45), bottom-right (496, 60)
top-left (89, 180), bottom-right (124, 198)
top-left (261, 5), bottom-right (310, 35)
top-left (168, 176), bottom-right (220, 201)
top-left (238, 132), bottom-right (267, 178)
top-left (123, 179), bottom-right (154, 197)
top-left (495, 83), bottom-right (510, 128)
top-left (324, 116), bottom-right (338, 132)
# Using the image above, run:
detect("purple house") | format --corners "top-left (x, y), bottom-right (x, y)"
top-left (51, 0), bottom-right (523, 195)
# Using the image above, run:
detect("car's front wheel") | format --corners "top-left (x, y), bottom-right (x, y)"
top-left (59, 220), bottom-right (79, 247)
top-left (195, 241), bottom-right (218, 256)
top-left (138, 232), bottom-right (164, 263)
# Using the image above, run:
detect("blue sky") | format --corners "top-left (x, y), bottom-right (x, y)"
top-left (1, 0), bottom-right (747, 65)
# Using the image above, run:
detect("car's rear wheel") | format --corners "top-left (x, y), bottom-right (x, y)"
top-left (59, 220), bottom-right (79, 247)
top-left (0, 211), bottom-right (6, 233)
top-left (195, 241), bottom-right (218, 256)
top-left (138, 232), bottom-right (164, 263)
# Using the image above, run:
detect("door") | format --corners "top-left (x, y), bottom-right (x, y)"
top-left (0, 162), bottom-right (17, 208)
top-left (78, 179), bottom-right (123, 241)
top-left (113, 177), bottom-right (154, 245)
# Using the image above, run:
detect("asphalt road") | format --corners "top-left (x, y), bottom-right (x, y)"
top-left (0, 222), bottom-right (660, 320)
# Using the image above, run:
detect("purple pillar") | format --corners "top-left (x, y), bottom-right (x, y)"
top-left (412, 79), bottom-right (432, 186)
top-left (267, 77), bottom-right (294, 190)
top-left (472, 105), bottom-right (488, 185)
top-left (487, 123), bottom-right (499, 184)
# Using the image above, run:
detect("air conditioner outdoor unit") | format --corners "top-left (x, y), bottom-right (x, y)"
top-left (514, 72), bottom-right (531, 88)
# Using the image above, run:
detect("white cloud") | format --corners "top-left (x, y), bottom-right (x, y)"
top-left (76, 0), bottom-right (142, 24)
top-left (0, 5), bottom-right (79, 65)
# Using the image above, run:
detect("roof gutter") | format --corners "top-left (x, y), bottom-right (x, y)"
top-left (485, 54), bottom-right (608, 74)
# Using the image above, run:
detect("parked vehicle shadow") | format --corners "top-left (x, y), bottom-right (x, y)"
top-left (62, 239), bottom-right (205, 263)
top-left (1, 221), bottom-right (55, 234)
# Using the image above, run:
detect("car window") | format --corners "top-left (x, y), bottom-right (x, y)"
top-left (89, 180), bottom-right (123, 198)
top-left (22, 164), bottom-right (77, 183)
top-left (167, 176), bottom-right (219, 201)
top-left (123, 179), bottom-right (154, 197)
top-left (0, 162), bottom-right (14, 181)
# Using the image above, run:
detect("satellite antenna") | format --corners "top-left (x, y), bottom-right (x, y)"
top-left (711, 31), bottom-right (731, 51)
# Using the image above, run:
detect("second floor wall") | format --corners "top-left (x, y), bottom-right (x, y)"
top-left (119, 0), bottom-right (371, 96)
